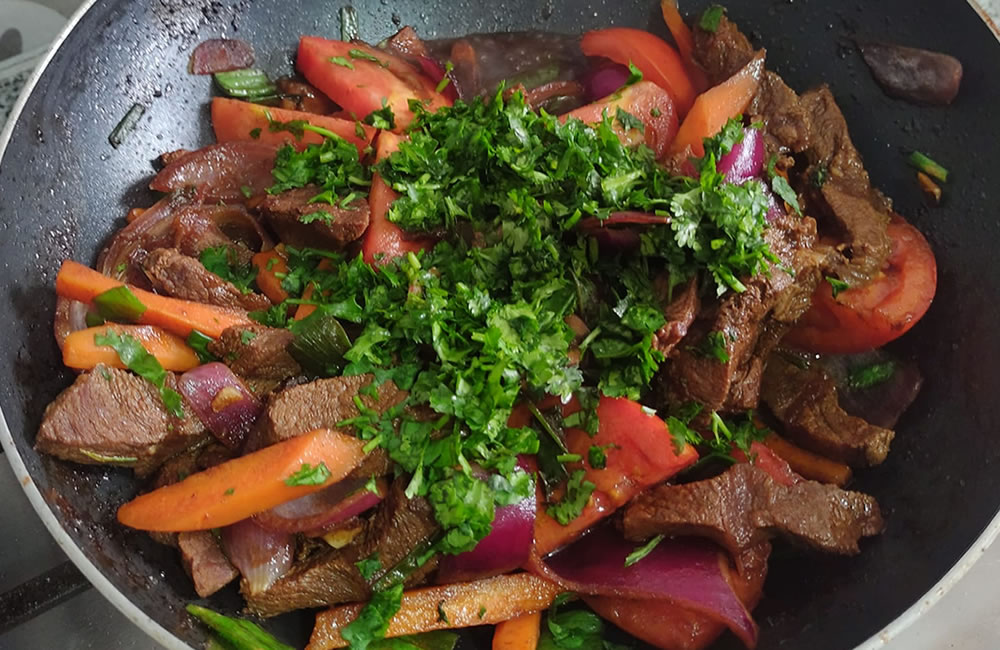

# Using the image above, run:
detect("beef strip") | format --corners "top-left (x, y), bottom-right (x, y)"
top-left (760, 353), bottom-right (895, 466)
top-left (171, 207), bottom-right (254, 266)
top-left (35, 365), bottom-right (207, 477)
top-left (623, 463), bottom-right (884, 569)
top-left (208, 323), bottom-right (302, 396)
top-left (178, 530), bottom-right (239, 598)
top-left (142, 247), bottom-right (271, 312)
top-left (653, 276), bottom-right (700, 358)
top-left (692, 15), bottom-right (756, 86)
top-left (275, 77), bottom-right (336, 114)
top-left (244, 478), bottom-right (439, 617)
top-left (258, 187), bottom-right (370, 250)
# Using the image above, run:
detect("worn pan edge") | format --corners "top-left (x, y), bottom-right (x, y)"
top-left (0, 2), bottom-right (997, 649)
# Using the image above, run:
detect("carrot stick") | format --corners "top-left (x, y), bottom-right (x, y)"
top-left (56, 260), bottom-right (251, 339)
top-left (63, 324), bottom-right (200, 372)
top-left (660, 0), bottom-right (710, 93)
top-left (492, 612), bottom-right (542, 650)
top-left (763, 433), bottom-right (853, 487)
top-left (669, 52), bottom-right (764, 158)
top-left (253, 248), bottom-right (290, 305)
top-left (117, 428), bottom-right (366, 532)
top-left (308, 573), bottom-right (562, 650)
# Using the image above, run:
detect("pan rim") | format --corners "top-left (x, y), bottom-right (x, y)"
top-left (0, 2), bottom-right (998, 649)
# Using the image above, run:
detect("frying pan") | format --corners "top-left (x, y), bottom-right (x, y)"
top-left (2, 0), bottom-right (999, 648)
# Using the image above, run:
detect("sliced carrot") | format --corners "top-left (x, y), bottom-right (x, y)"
top-left (63, 324), bottom-right (199, 372)
top-left (660, 0), bottom-right (710, 93)
top-left (308, 573), bottom-right (562, 650)
top-left (126, 207), bottom-right (146, 223)
top-left (763, 433), bottom-right (853, 487)
top-left (211, 97), bottom-right (375, 153)
top-left (55, 260), bottom-right (251, 339)
top-left (669, 52), bottom-right (764, 158)
top-left (253, 247), bottom-right (290, 305)
top-left (492, 612), bottom-right (542, 650)
top-left (117, 428), bottom-right (366, 532)
top-left (294, 258), bottom-right (333, 321)
top-left (580, 28), bottom-right (697, 116)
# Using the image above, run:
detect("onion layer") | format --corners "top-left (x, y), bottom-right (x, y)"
top-left (178, 362), bottom-right (263, 450)
top-left (254, 477), bottom-right (387, 536)
top-left (582, 62), bottom-right (630, 102)
top-left (717, 127), bottom-right (765, 184)
top-left (220, 518), bottom-right (293, 595)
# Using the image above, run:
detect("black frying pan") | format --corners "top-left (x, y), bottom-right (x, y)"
top-left (2, 1), bottom-right (1000, 648)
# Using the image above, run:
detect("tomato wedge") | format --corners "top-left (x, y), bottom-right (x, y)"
top-left (785, 217), bottom-right (937, 354)
top-left (211, 97), bottom-right (374, 153)
top-left (296, 37), bottom-right (450, 132)
top-left (580, 28), bottom-right (696, 116)
top-left (561, 81), bottom-right (679, 159)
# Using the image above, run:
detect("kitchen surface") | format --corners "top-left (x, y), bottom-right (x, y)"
top-left (1, 1), bottom-right (998, 648)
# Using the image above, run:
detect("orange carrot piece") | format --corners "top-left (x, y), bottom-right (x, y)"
top-left (253, 248), bottom-right (290, 305)
top-left (669, 52), bottom-right (765, 158)
top-left (117, 428), bottom-right (366, 532)
top-left (660, 0), bottom-right (710, 93)
top-left (126, 207), bottom-right (146, 223)
top-left (55, 260), bottom-right (251, 339)
top-left (211, 97), bottom-right (375, 153)
top-left (492, 612), bottom-right (542, 650)
top-left (763, 433), bottom-right (853, 487)
top-left (63, 324), bottom-right (200, 372)
top-left (308, 573), bottom-right (562, 650)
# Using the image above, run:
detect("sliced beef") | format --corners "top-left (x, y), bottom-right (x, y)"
top-left (623, 463), bottom-right (883, 568)
top-left (178, 530), bottom-right (239, 598)
top-left (275, 77), bottom-right (336, 114)
top-left (258, 187), bottom-right (370, 250)
top-left (692, 15), bottom-right (756, 86)
top-left (760, 353), bottom-right (895, 466)
top-left (653, 276), bottom-right (700, 358)
top-left (244, 478), bottom-right (439, 617)
top-left (35, 365), bottom-right (207, 477)
top-left (665, 210), bottom-right (823, 414)
top-left (209, 323), bottom-right (302, 395)
top-left (748, 71), bottom-right (811, 161)
top-left (171, 207), bottom-right (254, 266)
top-left (142, 247), bottom-right (271, 312)
top-left (260, 375), bottom-right (408, 447)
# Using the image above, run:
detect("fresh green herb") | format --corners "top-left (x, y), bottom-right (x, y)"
top-left (356, 553), bottom-right (382, 581)
top-left (587, 444), bottom-right (612, 470)
top-left (299, 210), bottom-right (335, 225)
top-left (370, 631), bottom-right (460, 650)
top-left (908, 151), bottom-right (948, 183)
top-left (268, 124), bottom-right (371, 209)
top-left (436, 601), bottom-right (449, 624)
top-left (93, 286), bottom-right (147, 323)
top-left (341, 583), bottom-right (404, 650)
top-left (708, 411), bottom-right (769, 459)
top-left (79, 449), bottom-right (138, 464)
top-left (767, 155), bottom-right (802, 216)
top-left (555, 453), bottom-right (582, 463)
top-left (364, 104), bottom-right (396, 130)
top-left (186, 604), bottom-right (294, 650)
top-left (691, 331), bottom-right (730, 363)
top-left (615, 107), bottom-right (645, 133)
top-left (436, 61), bottom-right (455, 93)
top-left (539, 598), bottom-right (608, 650)
top-left (213, 68), bottom-right (278, 102)
top-left (478, 606), bottom-right (487, 619)
top-left (109, 103), bottom-right (145, 149)
top-left (650, 107), bottom-right (662, 117)
top-left (340, 5), bottom-right (359, 41)
top-left (625, 61), bottom-right (643, 86)
top-left (546, 470), bottom-right (596, 525)
top-left (284, 462), bottom-right (332, 486)
top-left (200, 246), bottom-right (257, 293)
top-left (624, 533), bottom-right (664, 567)
top-left (847, 360), bottom-right (896, 390)
top-left (240, 185), bottom-right (254, 199)
top-left (812, 164), bottom-right (829, 188)
top-left (330, 56), bottom-right (355, 69)
top-left (94, 329), bottom-right (184, 417)
top-left (239, 330), bottom-right (258, 345)
top-left (186, 330), bottom-right (217, 363)
top-left (224, 487), bottom-right (235, 496)
top-left (698, 5), bottom-right (726, 33)
top-left (350, 48), bottom-right (389, 67)
top-left (249, 127), bottom-right (262, 139)
top-left (98, 367), bottom-right (113, 381)
top-left (825, 275), bottom-right (850, 298)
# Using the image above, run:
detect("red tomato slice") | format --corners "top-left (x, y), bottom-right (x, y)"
top-left (296, 37), bottom-right (450, 132)
top-left (580, 28), bottom-right (696, 116)
top-left (785, 217), bottom-right (937, 354)
top-left (362, 131), bottom-right (435, 265)
top-left (210, 98), bottom-right (374, 153)
top-left (561, 81), bottom-right (679, 159)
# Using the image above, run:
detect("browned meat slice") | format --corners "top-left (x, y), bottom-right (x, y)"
top-left (859, 42), bottom-right (963, 106)
top-left (178, 530), bottom-right (239, 598)
top-left (692, 15), bottom-right (755, 85)
top-left (761, 354), bottom-right (894, 466)
top-left (260, 375), bottom-right (408, 447)
top-left (384, 25), bottom-right (431, 61)
top-left (171, 207), bottom-right (254, 266)
top-left (275, 77), bottom-right (337, 114)
top-left (245, 478), bottom-right (439, 617)
top-left (35, 365), bottom-right (207, 477)
top-left (209, 324), bottom-right (302, 395)
top-left (258, 187), bottom-right (370, 250)
top-left (142, 247), bottom-right (271, 312)
top-left (748, 71), bottom-right (811, 161)
top-left (623, 464), bottom-right (883, 567)
top-left (653, 277), bottom-right (700, 357)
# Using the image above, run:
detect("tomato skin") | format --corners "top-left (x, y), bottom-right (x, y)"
top-left (561, 81), bottom-right (679, 159)
top-left (580, 28), bottom-right (696, 116)
top-left (785, 217), bottom-right (937, 354)
top-left (210, 98), bottom-right (374, 153)
top-left (296, 37), bottom-right (450, 132)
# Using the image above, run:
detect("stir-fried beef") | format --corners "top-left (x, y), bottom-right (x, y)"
top-left (245, 478), bottom-right (439, 617)
top-left (209, 324), bottom-right (302, 395)
top-left (142, 247), bottom-right (271, 312)
top-left (748, 71), bottom-right (812, 161)
top-left (258, 187), bottom-right (370, 250)
top-left (623, 463), bottom-right (884, 568)
top-left (171, 207), bottom-right (254, 266)
top-left (260, 375), bottom-right (408, 447)
top-left (275, 77), bottom-right (336, 114)
top-left (178, 530), bottom-right (239, 598)
top-left (665, 210), bottom-right (823, 414)
top-left (692, 15), bottom-right (756, 86)
top-left (653, 277), bottom-right (700, 357)
top-left (761, 353), bottom-right (895, 466)
top-left (35, 365), bottom-right (207, 477)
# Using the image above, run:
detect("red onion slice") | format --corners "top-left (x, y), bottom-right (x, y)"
top-left (97, 190), bottom-right (195, 281)
top-left (717, 127), bottom-right (765, 184)
top-left (254, 477), bottom-right (387, 536)
top-left (581, 62), bottom-right (630, 102)
top-left (220, 518), bottom-right (293, 595)
top-left (190, 39), bottom-right (255, 75)
top-left (178, 363), bottom-right (263, 450)
top-left (150, 141), bottom-right (279, 205)
top-left (53, 297), bottom-right (91, 351)
top-left (531, 525), bottom-right (757, 648)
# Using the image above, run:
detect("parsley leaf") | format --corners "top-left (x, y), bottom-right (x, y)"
top-left (200, 246), bottom-right (257, 293)
top-left (690, 331), bottom-right (730, 363)
top-left (615, 107), bottom-right (645, 133)
top-left (356, 553), bottom-right (382, 581)
top-left (847, 361), bottom-right (896, 390)
top-left (546, 470), bottom-right (596, 525)
top-left (699, 5), bottom-right (726, 33)
top-left (341, 583), bottom-right (404, 650)
top-left (825, 275), bottom-right (850, 298)
top-left (284, 462), bottom-right (332, 486)
top-left (364, 105), bottom-right (396, 131)
top-left (624, 533), bottom-right (664, 567)
top-left (94, 329), bottom-right (184, 418)
top-left (767, 155), bottom-right (802, 216)
top-left (186, 330), bottom-right (217, 363)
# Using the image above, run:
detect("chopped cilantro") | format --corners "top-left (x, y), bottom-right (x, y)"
top-left (436, 601), bottom-right (449, 624)
top-left (690, 331), bottom-right (730, 363)
top-left (240, 185), bottom-right (253, 199)
top-left (546, 470), bottom-right (596, 525)
top-left (223, 487), bottom-right (235, 496)
top-left (200, 246), bottom-right (257, 293)
top-left (249, 127), bottom-right (262, 139)
top-left (812, 164), bottom-right (829, 188)
top-left (650, 107), bottom-right (662, 117)
top-left (268, 123), bottom-right (371, 209)
top-left (624, 533), bottom-right (664, 567)
top-left (478, 606), bottom-right (487, 619)
top-left (587, 444), bottom-right (613, 470)
top-left (848, 361), bottom-right (896, 390)
top-left (699, 5), bottom-right (726, 33)
top-left (349, 48), bottom-right (389, 67)
top-left (186, 330), bottom-right (217, 363)
top-left (239, 330), bottom-right (257, 345)
top-left (767, 155), bottom-right (802, 216)
top-left (299, 210), bottom-right (334, 225)
top-left (330, 56), bottom-right (355, 69)
top-left (539, 597), bottom-right (609, 650)
top-left (436, 61), bottom-right (455, 93)
top-left (364, 104), bottom-right (396, 131)
top-left (615, 106), bottom-right (645, 133)
top-left (284, 462), bottom-right (332, 486)
top-left (94, 329), bottom-right (184, 418)
top-left (356, 553), bottom-right (382, 581)
top-left (341, 583), bottom-right (404, 650)
top-left (625, 61), bottom-right (643, 85)
top-left (826, 275), bottom-right (850, 298)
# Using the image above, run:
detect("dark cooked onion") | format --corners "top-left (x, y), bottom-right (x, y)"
top-left (178, 363), bottom-right (263, 450)
top-left (254, 477), bottom-right (386, 536)
top-left (150, 141), bottom-right (280, 205)
top-left (190, 39), bottom-right (255, 75)
top-left (717, 127), bottom-right (765, 184)
top-left (53, 297), bottom-right (91, 351)
top-left (582, 62), bottom-right (630, 102)
top-left (220, 518), bottom-right (293, 595)
top-left (97, 190), bottom-right (195, 281)
top-left (531, 525), bottom-right (757, 648)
